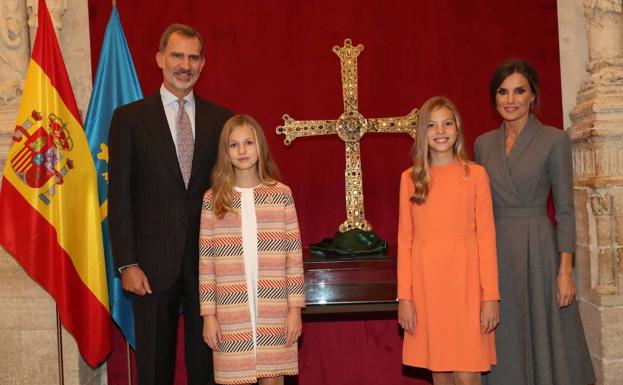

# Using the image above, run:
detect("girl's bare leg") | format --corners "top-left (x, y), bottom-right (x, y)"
top-left (453, 371), bottom-right (480, 385)
top-left (259, 376), bottom-right (284, 385)
top-left (432, 372), bottom-right (455, 385)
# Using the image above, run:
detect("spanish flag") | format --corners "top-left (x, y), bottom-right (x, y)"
top-left (0, 0), bottom-right (111, 367)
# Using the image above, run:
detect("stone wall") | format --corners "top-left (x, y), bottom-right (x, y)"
top-left (561, 1), bottom-right (623, 384)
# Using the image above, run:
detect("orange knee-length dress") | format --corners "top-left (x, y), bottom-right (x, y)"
top-left (397, 163), bottom-right (499, 372)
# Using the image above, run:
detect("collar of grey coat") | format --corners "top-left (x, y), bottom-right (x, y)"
top-left (505, 114), bottom-right (541, 167)
top-left (493, 113), bottom-right (541, 204)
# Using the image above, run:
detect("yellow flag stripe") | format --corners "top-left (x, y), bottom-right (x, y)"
top-left (5, 60), bottom-right (109, 309)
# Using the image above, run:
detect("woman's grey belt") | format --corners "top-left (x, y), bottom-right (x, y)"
top-left (493, 206), bottom-right (547, 217)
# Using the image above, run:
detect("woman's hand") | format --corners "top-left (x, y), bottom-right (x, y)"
top-left (557, 272), bottom-right (576, 308)
top-left (203, 315), bottom-right (221, 351)
top-left (398, 299), bottom-right (416, 336)
top-left (557, 252), bottom-right (576, 308)
top-left (284, 307), bottom-right (302, 347)
top-left (481, 300), bottom-right (500, 334)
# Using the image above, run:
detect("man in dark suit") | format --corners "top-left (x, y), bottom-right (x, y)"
top-left (108, 23), bottom-right (231, 385)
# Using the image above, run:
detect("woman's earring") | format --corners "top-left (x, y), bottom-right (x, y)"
top-left (530, 100), bottom-right (534, 110)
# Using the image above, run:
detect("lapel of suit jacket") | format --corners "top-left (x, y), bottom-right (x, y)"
top-left (141, 93), bottom-right (185, 186)
top-left (507, 114), bottom-right (540, 169)
top-left (189, 96), bottom-right (219, 187)
top-left (494, 122), bottom-right (523, 203)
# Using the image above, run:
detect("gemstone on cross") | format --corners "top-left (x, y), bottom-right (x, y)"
top-left (276, 38), bottom-right (418, 232)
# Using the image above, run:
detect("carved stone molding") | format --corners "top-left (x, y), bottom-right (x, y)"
top-left (0, 0), bottom-right (29, 109)
top-left (26, 0), bottom-right (67, 32)
top-left (614, 191), bottom-right (623, 295)
top-left (0, 109), bottom-right (18, 173)
top-left (573, 137), bottom-right (623, 187)
top-left (562, 3), bottom-right (623, 384)
top-left (583, 0), bottom-right (622, 69)
top-left (570, 1), bottom-right (623, 181)
top-left (590, 193), bottom-right (618, 294)
top-left (571, 1), bottom-right (623, 122)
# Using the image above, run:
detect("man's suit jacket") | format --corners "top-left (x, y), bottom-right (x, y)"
top-left (108, 92), bottom-right (231, 291)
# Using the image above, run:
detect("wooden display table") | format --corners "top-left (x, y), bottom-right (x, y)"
top-left (303, 252), bottom-right (397, 314)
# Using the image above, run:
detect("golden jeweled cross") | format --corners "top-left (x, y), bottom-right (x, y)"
top-left (276, 39), bottom-right (418, 232)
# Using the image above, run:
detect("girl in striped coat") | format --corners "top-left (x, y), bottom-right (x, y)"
top-left (199, 114), bottom-right (305, 385)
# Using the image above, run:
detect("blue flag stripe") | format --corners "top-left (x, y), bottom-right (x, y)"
top-left (85, 6), bottom-right (142, 349)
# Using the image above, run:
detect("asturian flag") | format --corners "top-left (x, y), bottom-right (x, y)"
top-left (85, 5), bottom-right (143, 349)
top-left (0, 0), bottom-right (111, 366)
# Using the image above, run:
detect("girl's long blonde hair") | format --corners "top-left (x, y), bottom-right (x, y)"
top-left (410, 96), bottom-right (470, 205)
top-left (210, 114), bottom-right (281, 217)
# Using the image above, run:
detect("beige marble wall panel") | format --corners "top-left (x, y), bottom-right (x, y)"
top-left (602, 361), bottom-right (623, 385)
top-left (62, 328), bottom-right (81, 385)
top-left (0, 253), bottom-right (58, 333)
top-left (575, 188), bottom-right (590, 245)
top-left (0, 296), bottom-right (57, 330)
top-left (0, 0), bottom-right (29, 110)
top-left (574, 188), bottom-right (594, 301)
top-left (558, 0), bottom-right (590, 130)
top-left (0, 244), bottom-right (20, 271)
top-left (0, 329), bottom-right (59, 385)
top-left (579, 302), bottom-right (606, 385)
top-left (19, 329), bottom-right (59, 384)
top-left (575, 244), bottom-right (594, 301)
top-left (0, 331), bottom-right (24, 385)
top-left (0, 109), bottom-right (18, 170)
top-left (579, 301), bottom-right (601, 360)
top-left (56, 0), bottom-right (92, 116)
top-left (601, 305), bottom-right (623, 358)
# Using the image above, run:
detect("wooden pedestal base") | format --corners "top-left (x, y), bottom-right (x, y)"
top-left (303, 253), bottom-right (397, 314)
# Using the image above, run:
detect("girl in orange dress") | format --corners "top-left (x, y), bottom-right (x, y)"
top-left (397, 96), bottom-right (500, 385)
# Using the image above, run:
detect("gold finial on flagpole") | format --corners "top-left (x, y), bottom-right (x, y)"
top-left (112, 0), bottom-right (117, 7)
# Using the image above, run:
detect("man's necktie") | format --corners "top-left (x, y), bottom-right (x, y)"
top-left (176, 98), bottom-right (194, 187)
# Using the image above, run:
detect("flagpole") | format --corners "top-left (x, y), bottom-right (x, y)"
top-left (126, 341), bottom-right (132, 385)
top-left (56, 307), bottom-right (65, 385)
top-left (85, 3), bottom-right (143, 382)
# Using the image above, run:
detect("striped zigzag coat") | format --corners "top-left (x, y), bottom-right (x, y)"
top-left (199, 182), bottom-right (305, 384)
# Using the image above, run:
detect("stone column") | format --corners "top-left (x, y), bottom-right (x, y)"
top-left (566, 1), bottom-right (623, 384)
top-left (0, 1), bottom-right (105, 384)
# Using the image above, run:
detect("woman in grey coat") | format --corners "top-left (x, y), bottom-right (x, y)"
top-left (474, 60), bottom-right (595, 385)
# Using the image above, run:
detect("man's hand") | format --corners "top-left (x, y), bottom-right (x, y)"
top-left (120, 265), bottom-right (152, 296)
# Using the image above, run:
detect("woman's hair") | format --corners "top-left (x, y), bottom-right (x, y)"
top-left (489, 59), bottom-right (540, 106)
top-left (410, 96), bottom-right (470, 205)
top-left (210, 114), bottom-right (281, 217)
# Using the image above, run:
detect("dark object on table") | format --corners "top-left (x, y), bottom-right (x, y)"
top-left (309, 229), bottom-right (388, 258)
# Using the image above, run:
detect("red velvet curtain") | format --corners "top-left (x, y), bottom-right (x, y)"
top-left (87, 1), bottom-right (562, 384)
